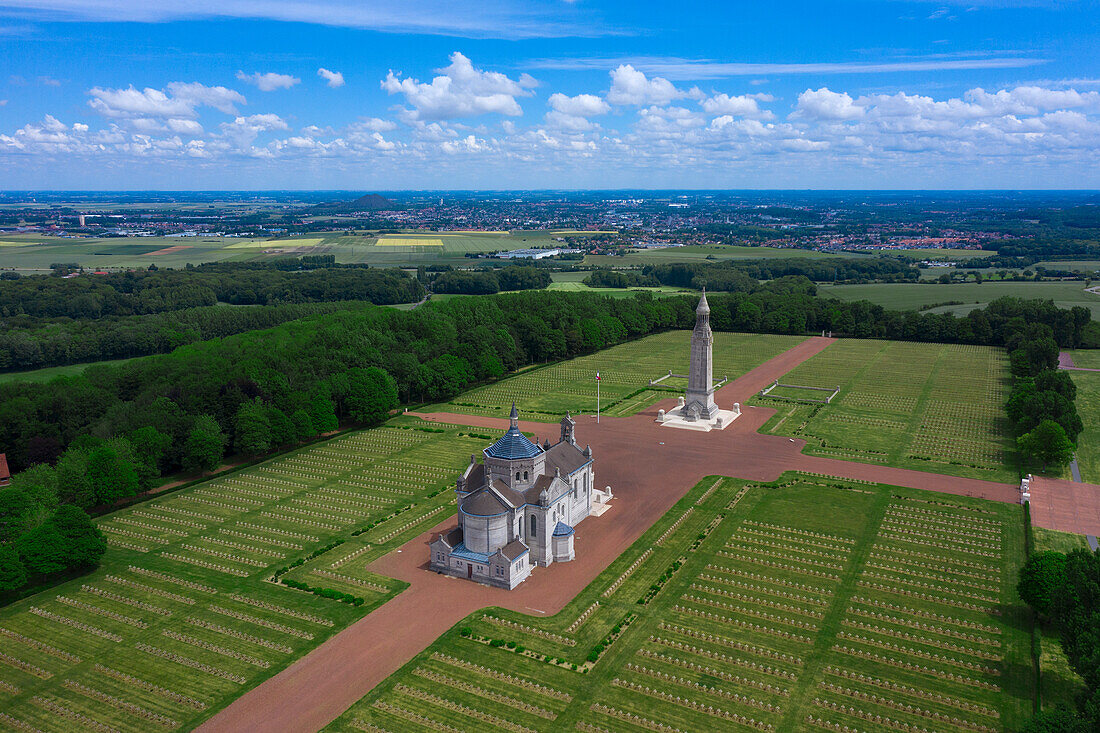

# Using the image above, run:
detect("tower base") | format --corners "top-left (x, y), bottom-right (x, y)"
top-left (657, 405), bottom-right (742, 432)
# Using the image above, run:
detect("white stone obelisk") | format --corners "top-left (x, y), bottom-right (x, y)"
top-left (683, 290), bottom-right (719, 421)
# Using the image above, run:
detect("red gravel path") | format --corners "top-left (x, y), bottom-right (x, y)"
top-left (199, 336), bottom-right (1024, 733)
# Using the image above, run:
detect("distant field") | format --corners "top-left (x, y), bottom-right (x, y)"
top-left (0, 231), bottom-right (606, 271)
top-left (1035, 260), bottom-right (1100, 272)
top-left (584, 245), bottom-right (846, 267)
top-left (375, 237), bottom-right (444, 247)
top-left (889, 248), bottom-right (995, 260)
top-left (753, 339), bottom-right (1017, 482)
top-left (428, 330), bottom-right (806, 419)
top-left (329, 475), bottom-right (1034, 733)
top-left (820, 281), bottom-right (1100, 318)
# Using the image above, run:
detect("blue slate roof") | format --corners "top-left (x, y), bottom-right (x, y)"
top-left (553, 521), bottom-right (574, 537)
top-left (450, 543), bottom-right (490, 563)
top-left (484, 427), bottom-right (543, 460)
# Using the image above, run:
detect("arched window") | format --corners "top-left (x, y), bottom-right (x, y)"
top-left (523, 471), bottom-right (528, 480)
top-left (530, 515), bottom-right (537, 538)
top-left (516, 471), bottom-right (521, 481)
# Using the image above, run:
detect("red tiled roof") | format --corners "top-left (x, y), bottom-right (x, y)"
top-left (0, 453), bottom-right (9, 484)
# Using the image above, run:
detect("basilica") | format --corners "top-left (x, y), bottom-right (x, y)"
top-left (429, 405), bottom-right (595, 589)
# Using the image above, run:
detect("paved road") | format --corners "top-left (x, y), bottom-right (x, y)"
top-left (198, 336), bottom-right (1026, 733)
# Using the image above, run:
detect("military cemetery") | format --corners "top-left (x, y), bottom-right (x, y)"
top-left (5, 6), bottom-right (1100, 728)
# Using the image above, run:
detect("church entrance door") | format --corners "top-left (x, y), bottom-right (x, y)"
top-left (467, 564), bottom-right (472, 579)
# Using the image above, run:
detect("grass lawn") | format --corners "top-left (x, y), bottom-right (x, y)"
top-left (752, 339), bottom-right (1019, 482)
top-left (1032, 526), bottom-right (1090, 554)
top-left (428, 331), bottom-right (807, 421)
top-left (326, 474), bottom-right (1034, 733)
top-left (1068, 370), bottom-right (1100, 484)
top-left (0, 420), bottom-right (488, 732)
top-left (1066, 350), bottom-right (1100, 369)
top-left (819, 281), bottom-right (1100, 318)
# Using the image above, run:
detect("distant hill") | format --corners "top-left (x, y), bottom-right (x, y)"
top-left (311, 193), bottom-right (396, 213)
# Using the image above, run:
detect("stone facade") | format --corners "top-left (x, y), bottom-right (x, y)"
top-left (429, 405), bottom-right (595, 589)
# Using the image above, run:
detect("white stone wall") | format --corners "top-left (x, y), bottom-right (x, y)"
top-left (462, 512), bottom-right (510, 555)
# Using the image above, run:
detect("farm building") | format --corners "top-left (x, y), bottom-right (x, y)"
top-left (430, 405), bottom-right (595, 589)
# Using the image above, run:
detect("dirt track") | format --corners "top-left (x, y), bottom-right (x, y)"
top-left (199, 336), bottom-right (1028, 732)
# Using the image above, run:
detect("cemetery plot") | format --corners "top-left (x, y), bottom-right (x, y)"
top-left (753, 339), bottom-right (1017, 481)
top-left (0, 421), bottom-right (480, 732)
top-left (325, 476), bottom-right (1033, 733)
top-left (432, 331), bottom-right (805, 419)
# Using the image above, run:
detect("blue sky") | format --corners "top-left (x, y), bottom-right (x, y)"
top-left (0, 0), bottom-right (1098, 189)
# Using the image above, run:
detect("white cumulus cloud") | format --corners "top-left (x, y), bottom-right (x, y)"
top-left (382, 52), bottom-right (536, 121)
top-left (318, 68), bottom-right (345, 88)
top-left (87, 82), bottom-right (245, 119)
top-left (548, 92), bottom-right (610, 117)
top-left (791, 88), bottom-right (864, 120)
top-left (236, 71), bottom-right (300, 91)
top-left (607, 64), bottom-right (697, 106)
top-left (701, 93), bottom-right (773, 119)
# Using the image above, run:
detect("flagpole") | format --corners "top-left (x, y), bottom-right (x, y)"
top-left (596, 371), bottom-right (600, 424)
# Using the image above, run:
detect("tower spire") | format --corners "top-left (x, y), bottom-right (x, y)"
top-left (509, 401), bottom-right (519, 429)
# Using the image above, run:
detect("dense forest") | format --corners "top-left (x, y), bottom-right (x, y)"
top-left (0, 263), bottom-right (423, 319)
top-left (0, 262), bottom-right (424, 372)
top-left (0, 300), bottom-right (377, 371)
top-left (429, 265), bottom-right (552, 294)
top-left (585, 257), bottom-right (920, 291)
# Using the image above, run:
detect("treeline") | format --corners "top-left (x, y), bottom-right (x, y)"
top-left (1017, 549), bottom-right (1100, 731)
top-left (0, 300), bottom-right (377, 372)
top-left (0, 263), bottom-right (423, 320)
top-left (2, 282), bottom-right (1092, 481)
top-left (430, 266), bottom-right (551, 294)
top-left (1005, 323), bottom-right (1082, 470)
top-left (584, 257), bottom-right (920, 291)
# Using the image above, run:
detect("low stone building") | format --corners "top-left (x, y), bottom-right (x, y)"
top-left (430, 405), bottom-right (595, 589)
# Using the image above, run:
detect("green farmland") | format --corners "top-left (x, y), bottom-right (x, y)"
top-left (327, 474), bottom-right (1035, 733)
top-left (0, 420), bottom-right (486, 731)
top-left (753, 339), bottom-right (1018, 482)
top-left (430, 331), bottom-right (807, 420)
top-left (1069, 370), bottom-right (1100, 483)
top-left (0, 231), bottom-right (601, 272)
top-left (819, 281), bottom-right (1100, 318)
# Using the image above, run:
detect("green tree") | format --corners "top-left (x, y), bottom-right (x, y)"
top-left (16, 521), bottom-right (67, 577)
top-left (1018, 551), bottom-right (1068, 616)
top-left (233, 398), bottom-right (271, 456)
top-left (267, 405), bottom-right (295, 446)
top-left (291, 409), bottom-right (315, 441)
top-left (7, 463), bottom-right (58, 523)
top-left (182, 414), bottom-right (226, 474)
top-left (0, 543), bottom-right (27, 592)
top-left (128, 426), bottom-right (171, 489)
top-left (54, 448), bottom-right (94, 508)
top-left (1021, 707), bottom-right (1090, 733)
top-left (0, 487), bottom-right (33, 543)
top-left (309, 392), bottom-right (339, 433)
top-left (86, 442), bottom-right (140, 506)
top-left (50, 504), bottom-right (106, 569)
top-left (1052, 549), bottom-right (1100, 693)
top-left (342, 367), bottom-right (399, 425)
top-left (1018, 419), bottom-right (1076, 469)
